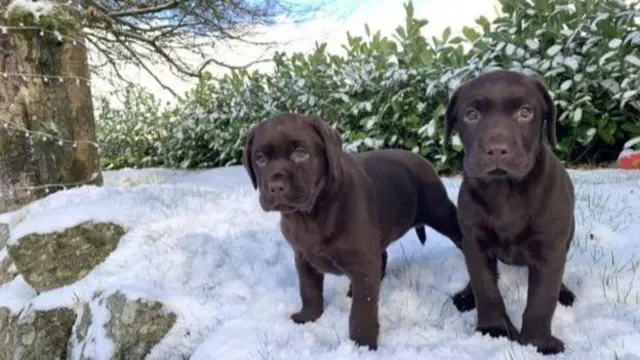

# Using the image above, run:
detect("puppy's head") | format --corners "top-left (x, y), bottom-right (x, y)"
top-left (443, 70), bottom-right (557, 180)
top-left (243, 113), bottom-right (343, 214)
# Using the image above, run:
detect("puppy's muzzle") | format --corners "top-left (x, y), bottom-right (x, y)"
top-left (267, 177), bottom-right (288, 196)
top-left (476, 131), bottom-right (522, 177)
top-left (483, 141), bottom-right (513, 176)
top-left (262, 172), bottom-right (297, 213)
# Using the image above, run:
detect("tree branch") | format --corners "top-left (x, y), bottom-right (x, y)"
top-left (106, 1), bottom-right (181, 18)
top-left (76, 0), bottom-right (330, 100)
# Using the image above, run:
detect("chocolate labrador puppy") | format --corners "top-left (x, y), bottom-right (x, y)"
top-left (444, 70), bottom-right (576, 355)
top-left (243, 113), bottom-right (464, 350)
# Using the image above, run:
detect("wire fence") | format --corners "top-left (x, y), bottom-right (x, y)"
top-left (0, 17), bottom-right (103, 211)
top-left (0, 119), bottom-right (103, 204)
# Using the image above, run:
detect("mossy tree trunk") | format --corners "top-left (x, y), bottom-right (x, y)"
top-left (0, 0), bottom-right (102, 213)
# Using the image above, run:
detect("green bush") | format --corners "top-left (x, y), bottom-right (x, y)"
top-left (466, 0), bottom-right (640, 163)
top-left (96, 0), bottom-right (640, 172)
top-left (96, 84), bottom-right (175, 170)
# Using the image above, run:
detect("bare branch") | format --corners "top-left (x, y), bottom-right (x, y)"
top-left (75, 0), bottom-right (334, 100)
top-left (106, 1), bottom-right (181, 18)
top-left (112, 34), bottom-right (183, 99)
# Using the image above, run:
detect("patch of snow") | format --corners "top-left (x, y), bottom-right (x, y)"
top-left (1, 165), bottom-right (640, 359)
top-left (5, 0), bottom-right (56, 19)
top-left (0, 276), bottom-right (36, 315)
top-left (0, 209), bottom-right (21, 229)
top-left (68, 293), bottom-right (116, 360)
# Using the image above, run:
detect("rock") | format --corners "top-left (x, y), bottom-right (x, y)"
top-left (7, 305), bottom-right (77, 360)
top-left (0, 250), bottom-right (18, 286)
top-left (0, 307), bottom-right (19, 360)
top-left (0, 222), bottom-right (9, 248)
top-left (69, 290), bottom-right (176, 360)
top-left (7, 221), bottom-right (126, 292)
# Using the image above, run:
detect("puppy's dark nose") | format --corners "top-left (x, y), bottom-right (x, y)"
top-left (485, 143), bottom-right (510, 158)
top-left (268, 180), bottom-right (287, 195)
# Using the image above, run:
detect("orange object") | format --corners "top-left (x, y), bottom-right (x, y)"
top-left (618, 150), bottom-right (640, 169)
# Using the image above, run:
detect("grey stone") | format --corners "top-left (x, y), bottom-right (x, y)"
top-left (69, 290), bottom-right (176, 360)
top-left (0, 251), bottom-right (18, 286)
top-left (0, 307), bottom-right (18, 360)
top-left (8, 305), bottom-right (76, 360)
top-left (7, 221), bottom-right (126, 291)
top-left (0, 223), bottom-right (9, 248)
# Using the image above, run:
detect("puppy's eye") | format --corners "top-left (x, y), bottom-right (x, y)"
top-left (463, 108), bottom-right (480, 123)
top-left (292, 147), bottom-right (309, 161)
top-left (518, 105), bottom-right (533, 121)
top-left (255, 153), bottom-right (267, 166)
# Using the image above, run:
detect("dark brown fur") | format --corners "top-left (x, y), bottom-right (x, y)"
top-left (243, 113), bottom-right (463, 350)
top-left (444, 70), bottom-right (577, 355)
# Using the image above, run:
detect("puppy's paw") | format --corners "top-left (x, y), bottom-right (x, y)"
top-left (520, 334), bottom-right (565, 355)
top-left (349, 317), bottom-right (379, 351)
top-left (476, 317), bottom-right (518, 340)
top-left (477, 326), bottom-right (510, 339)
top-left (558, 285), bottom-right (576, 307)
top-left (350, 332), bottom-right (378, 351)
top-left (290, 308), bottom-right (323, 324)
top-left (452, 286), bottom-right (475, 312)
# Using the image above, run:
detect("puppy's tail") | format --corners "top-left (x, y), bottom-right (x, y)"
top-left (415, 226), bottom-right (427, 245)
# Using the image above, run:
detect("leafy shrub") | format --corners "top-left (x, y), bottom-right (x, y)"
top-left (96, 84), bottom-right (174, 170)
top-left (97, 0), bottom-right (640, 172)
top-left (465, 0), bottom-right (640, 162)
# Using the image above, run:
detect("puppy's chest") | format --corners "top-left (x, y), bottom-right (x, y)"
top-left (303, 252), bottom-right (345, 275)
top-left (280, 219), bottom-right (345, 275)
top-left (479, 198), bottom-right (536, 266)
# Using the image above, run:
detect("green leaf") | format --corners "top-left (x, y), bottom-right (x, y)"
top-left (395, 25), bottom-right (407, 40)
top-left (449, 36), bottom-right (466, 45)
top-left (442, 26), bottom-right (452, 43)
top-left (475, 15), bottom-right (491, 34)
top-left (462, 26), bottom-right (480, 42)
top-left (621, 122), bottom-right (640, 135)
top-left (404, 1), bottom-right (414, 19)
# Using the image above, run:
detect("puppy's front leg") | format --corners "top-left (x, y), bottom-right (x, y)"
top-left (347, 250), bottom-right (387, 298)
top-left (519, 247), bottom-right (567, 355)
top-left (345, 252), bottom-right (382, 350)
top-left (291, 251), bottom-right (324, 324)
top-left (463, 235), bottom-right (518, 339)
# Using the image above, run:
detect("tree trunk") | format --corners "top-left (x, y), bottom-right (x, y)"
top-left (0, 1), bottom-right (102, 213)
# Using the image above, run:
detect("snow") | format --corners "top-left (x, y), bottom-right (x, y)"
top-left (68, 292), bottom-right (116, 360)
top-left (0, 276), bottom-right (37, 315)
top-left (4, 0), bottom-right (56, 19)
top-left (1, 165), bottom-right (640, 359)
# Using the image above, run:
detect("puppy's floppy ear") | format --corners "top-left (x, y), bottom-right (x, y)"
top-left (528, 75), bottom-right (558, 148)
top-left (308, 115), bottom-right (343, 182)
top-left (242, 124), bottom-right (258, 189)
top-left (443, 87), bottom-right (460, 151)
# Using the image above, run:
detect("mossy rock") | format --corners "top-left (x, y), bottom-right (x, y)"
top-left (0, 307), bottom-right (19, 360)
top-left (7, 221), bottom-right (126, 292)
top-left (0, 251), bottom-right (18, 286)
top-left (7, 305), bottom-right (76, 360)
top-left (69, 290), bottom-right (177, 360)
top-left (14, 306), bottom-right (77, 360)
top-left (5, 4), bottom-right (80, 42)
top-left (0, 223), bottom-right (9, 248)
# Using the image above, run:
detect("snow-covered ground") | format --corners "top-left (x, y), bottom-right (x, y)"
top-left (1, 166), bottom-right (640, 359)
